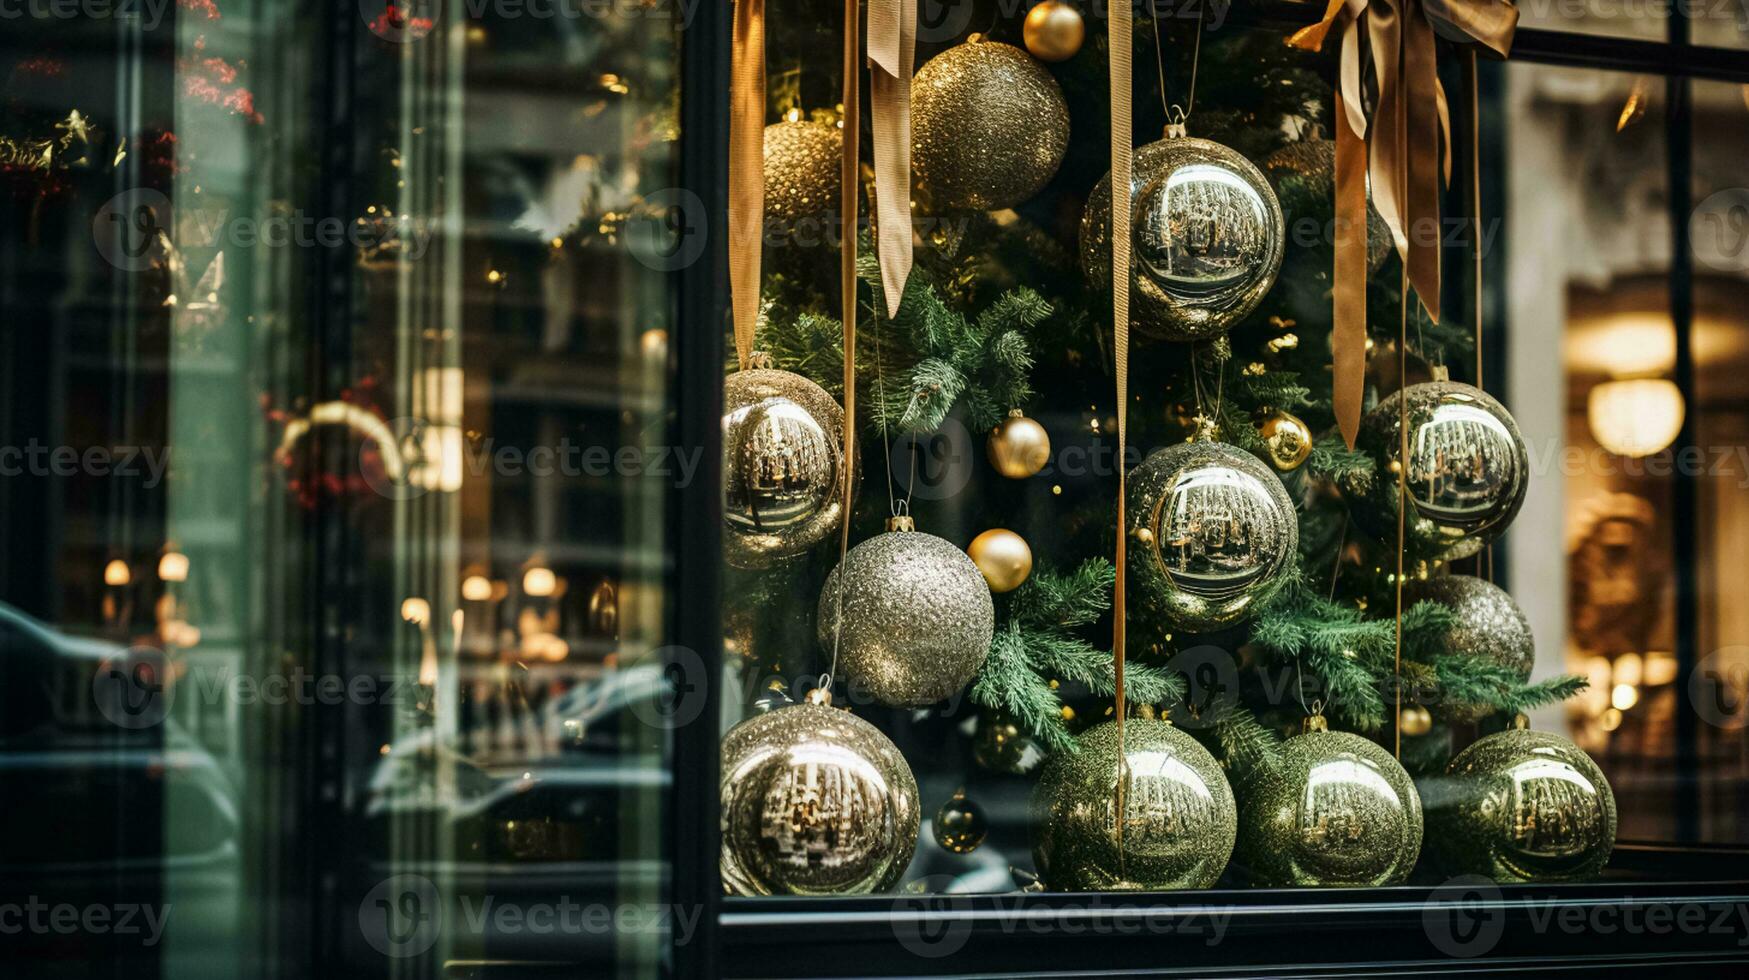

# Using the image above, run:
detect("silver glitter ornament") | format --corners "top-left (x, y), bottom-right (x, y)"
top-left (722, 369), bottom-right (851, 569)
top-left (763, 118), bottom-right (842, 226)
top-left (1127, 437), bottom-right (1299, 633)
top-left (816, 518), bottom-right (994, 706)
top-left (911, 36), bottom-right (1069, 212)
top-left (1426, 728), bottom-right (1616, 882)
top-left (1406, 575), bottom-right (1535, 722)
top-left (720, 700), bottom-right (920, 895)
top-left (1261, 139), bottom-right (1392, 273)
top-left (1082, 135), bottom-right (1285, 342)
top-left (1236, 721), bottom-right (1422, 887)
top-left (1348, 380), bottom-right (1528, 562)
top-left (1031, 718), bottom-right (1237, 890)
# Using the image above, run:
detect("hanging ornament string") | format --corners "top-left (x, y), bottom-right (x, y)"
top-left (822, 0), bottom-right (861, 698)
top-left (728, 0), bottom-right (767, 372)
top-left (868, 0), bottom-right (915, 317)
top-left (1109, 0), bottom-right (1133, 861)
top-left (1393, 123), bottom-right (1410, 760)
top-left (1150, 4), bottom-right (1204, 130)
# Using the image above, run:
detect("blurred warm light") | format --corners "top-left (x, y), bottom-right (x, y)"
top-left (104, 560), bottom-right (131, 587)
top-left (1583, 656), bottom-right (1614, 713)
top-left (1611, 682), bottom-right (1640, 711)
top-left (1612, 651), bottom-right (1643, 687)
top-left (1600, 707), bottom-right (1624, 732)
top-left (401, 597), bottom-right (431, 626)
top-left (640, 328), bottom-right (669, 361)
top-left (523, 566), bottom-right (557, 598)
top-left (1589, 378), bottom-right (1684, 457)
top-left (159, 551), bottom-right (190, 583)
top-left (461, 574), bottom-right (493, 602)
top-left (1644, 651), bottom-right (1678, 686)
top-left (1570, 315), bottom-right (1676, 376)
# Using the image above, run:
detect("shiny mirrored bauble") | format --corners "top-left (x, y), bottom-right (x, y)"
top-left (1426, 729), bottom-right (1616, 882)
top-left (1350, 381), bottom-right (1528, 562)
top-left (720, 703), bottom-right (920, 895)
top-left (1031, 719), bottom-right (1237, 890)
top-left (933, 791), bottom-right (989, 854)
top-left (722, 369), bottom-right (849, 568)
top-left (1127, 439), bottom-right (1299, 633)
top-left (1082, 137), bottom-right (1285, 341)
top-left (1237, 729), bottom-right (1423, 887)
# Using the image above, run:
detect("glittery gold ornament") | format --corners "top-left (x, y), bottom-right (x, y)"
top-left (721, 699), bottom-right (920, 895)
top-left (722, 369), bottom-right (852, 569)
top-left (1426, 728), bottom-right (1616, 882)
top-left (1236, 718), bottom-right (1422, 887)
top-left (1022, 0), bottom-right (1084, 62)
top-left (762, 117), bottom-right (842, 225)
top-left (967, 528), bottom-right (1033, 593)
top-left (1348, 380), bottom-right (1529, 562)
top-left (1256, 408), bottom-right (1313, 472)
top-left (1082, 135), bottom-right (1285, 342)
top-left (911, 36), bottom-right (1069, 212)
top-left (1127, 437), bottom-right (1299, 633)
top-left (1405, 575), bottom-right (1535, 722)
top-left (817, 517), bottom-right (994, 706)
top-left (988, 409), bottom-right (1051, 478)
top-left (1398, 704), bottom-right (1434, 737)
top-left (1262, 139), bottom-right (1392, 273)
top-left (974, 710), bottom-right (1044, 773)
top-left (1031, 718), bottom-right (1237, 890)
top-left (933, 789), bottom-right (989, 854)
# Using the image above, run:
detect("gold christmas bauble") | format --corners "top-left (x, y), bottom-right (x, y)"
top-left (1022, 0), bottom-right (1084, 62)
top-left (1031, 719), bottom-right (1237, 890)
top-left (988, 409), bottom-right (1052, 478)
top-left (817, 519), bottom-right (994, 706)
top-left (1398, 704), bottom-right (1434, 737)
top-left (1236, 724), bottom-right (1422, 887)
top-left (720, 701), bottom-right (920, 894)
top-left (1256, 408), bottom-right (1312, 472)
top-left (722, 369), bottom-right (852, 569)
top-left (1262, 139), bottom-right (1392, 273)
top-left (912, 36), bottom-right (1069, 212)
top-left (763, 118), bottom-right (842, 225)
top-left (933, 789), bottom-right (989, 854)
top-left (1426, 728), bottom-right (1616, 882)
top-left (1405, 575), bottom-right (1535, 723)
top-left (1347, 380), bottom-right (1529, 562)
top-left (967, 527), bottom-right (1033, 593)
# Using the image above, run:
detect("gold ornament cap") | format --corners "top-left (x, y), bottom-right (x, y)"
top-left (805, 687), bottom-right (833, 706)
top-left (1301, 713), bottom-right (1329, 734)
top-left (885, 514), bottom-right (916, 532)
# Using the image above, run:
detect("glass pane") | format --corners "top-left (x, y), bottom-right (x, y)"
top-left (1691, 5), bottom-right (1749, 48)
top-left (2, 3), bottom-right (679, 977)
top-left (1516, 0), bottom-right (1667, 42)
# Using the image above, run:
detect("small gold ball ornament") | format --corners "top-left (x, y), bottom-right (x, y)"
top-left (1398, 704), bottom-right (1433, 737)
top-left (762, 117), bottom-right (842, 226)
top-left (967, 528), bottom-right (1033, 593)
top-left (1256, 408), bottom-right (1313, 472)
top-left (721, 700), bottom-right (920, 894)
top-left (988, 409), bottom-right (1051, 478)
top-left (1022, 0), bottom-right (1085, 62)
top-left (912, 36), bottom-right (1070, 212)
top-left (933, 789), bottom-right (989, 854)
top-left (722, 368), bottom-right (852, 568)
top-left (1032, 718), bottom-right (1237, 890)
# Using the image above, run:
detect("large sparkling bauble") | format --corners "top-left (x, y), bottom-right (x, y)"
top-left (988, 409), bottom-right (1052, 478)
top-left (722, 369), bottom-right (851, 569)
top-left (720, 702), bottom-right (920, 895)
top-left (1406, 575), bottom-right (1535, 722)
top-left (1261, 139), bottom-right (1392, 273)
top-left (1127, 439), bottom-right (1299, 632)
top-left (1022, 0), bottom-right (1085, 62)
top-left (1425, 728), bottom-right (1616, 882)
top-left (1237, 729), bottom-right (1423, 887)
top-left (763, 118), bottom-right (842, 226)
top-left (816, 526), bottom-right (994, 706)
top-left (1082, 137), bottom-right (1285, 342)
top-left (1031, 719), bottom-right (1237, 890)
top-left (933, 790), bottom-right (989, 854)
top-left (967, 527), bottom-right (1033, 593)
top-left (1349, 380), bottom-right (1528, 562)
top-left (911, 38), bottom-right (1069, 212)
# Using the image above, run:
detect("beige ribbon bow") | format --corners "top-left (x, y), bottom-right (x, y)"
top-left (1290, 0), bottom-right (1516, 447)
top-left (868, 0), bottom-right (916, 316)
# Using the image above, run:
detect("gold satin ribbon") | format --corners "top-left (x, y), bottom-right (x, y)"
top-left (1109, 0), bottom-right (1133, 859)
top-left (840, 0), bottom-right (860, 564)
top-left (1291, 0), bottom-right (1517, 447)
top-left (868, 0), bottom-right (915, 317)
top-left (729, 0), bottom-right (767, 371)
